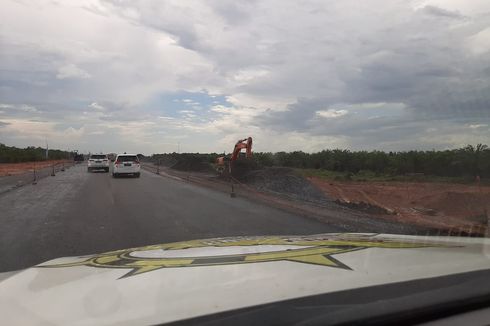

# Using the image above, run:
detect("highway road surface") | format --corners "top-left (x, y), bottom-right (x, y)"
top-left (0, 163), bottom-right (423, 273)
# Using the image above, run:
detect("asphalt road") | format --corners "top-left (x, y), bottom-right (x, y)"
top-left (0, 164), bottom-right (350, 272)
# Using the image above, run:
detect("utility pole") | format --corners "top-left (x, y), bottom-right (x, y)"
top-left (178, 142), bottom-right (180, 154)
top-left (45, 139), bottom-right (49, 160)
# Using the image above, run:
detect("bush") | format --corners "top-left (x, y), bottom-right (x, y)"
top-left (0, 143), bottom-right (71, 163)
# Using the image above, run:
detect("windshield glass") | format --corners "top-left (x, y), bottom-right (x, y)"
top-left (0, 0), bottom-right (489, 325)
top-left (116, 155), bottom-right (139, 162)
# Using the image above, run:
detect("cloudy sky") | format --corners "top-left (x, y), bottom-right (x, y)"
top-left (1, 0), bottom-right (490, 154)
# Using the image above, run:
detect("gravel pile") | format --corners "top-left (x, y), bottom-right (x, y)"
top-left (242, 167), bottom-right (330, 203)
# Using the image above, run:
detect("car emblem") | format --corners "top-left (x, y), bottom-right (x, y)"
top-left (39, 233), bottom-right (448, 279)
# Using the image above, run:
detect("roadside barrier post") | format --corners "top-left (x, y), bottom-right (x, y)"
top-left (61, 163), bottom-right (65, 172)
top-left (51, 163), bottom-right (55, 176)
top-left (230, 180), bottom-right (236, 198)
top-left (485, 209), bottom-right (489, 238)
top-left (156, 159), bottom-right (160, 174)
top-left (32, 165), bottom-right (37, 185)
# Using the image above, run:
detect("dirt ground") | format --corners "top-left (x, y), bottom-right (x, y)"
top-left (308, 177), bottom-right (490, 235)
top-left (0, 160), bottom-right (71, 177)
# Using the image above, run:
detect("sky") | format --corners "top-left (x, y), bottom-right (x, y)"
top-left (0, 0), bottom-right (489, 154)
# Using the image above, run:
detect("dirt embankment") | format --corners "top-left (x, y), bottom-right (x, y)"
top-left (0, 160), bottom-right (71, 177)
top-left (309, 177), bottom-right (490, 235)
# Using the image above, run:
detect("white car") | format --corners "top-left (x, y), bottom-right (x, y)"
top-left (87, 154), bottom-right (109, 172)
top-left (113, 154), bottom-right (141, 178)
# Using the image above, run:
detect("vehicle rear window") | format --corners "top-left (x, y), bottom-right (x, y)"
top-left (117, 156), bottom-right (138, 162)
top-left (90, 155), bottom-right (107, 159)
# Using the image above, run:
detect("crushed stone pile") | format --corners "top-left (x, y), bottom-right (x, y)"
top-left (241, 167), bottom-right (330, 203)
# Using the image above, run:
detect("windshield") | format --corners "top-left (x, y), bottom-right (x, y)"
top-left (116, 155), bottom-right (139, 162)
top-left (0, 0), bottom-right (489, 325)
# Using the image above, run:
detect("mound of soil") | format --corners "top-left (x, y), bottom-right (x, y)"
top-left (171, 157), bottom-right (214, 173)
top-left (423, 191), bottom-right (490, 218)
top-left (241, 167), bottom-right (329, 203)
top-left (231, 159), bottom-right (259, 179)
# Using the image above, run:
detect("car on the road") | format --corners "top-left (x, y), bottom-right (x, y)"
top-left (73, 154), bottom-right (84, 163)
top-left (113, 153), bottom-right (141, 178)
top-left (87, 154), bottom-right (109, 172)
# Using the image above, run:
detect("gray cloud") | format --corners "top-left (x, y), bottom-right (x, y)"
top-left (1, 0), bottom-right (490, 152)
top-left (253, 3), bottom-right (490, 148)
top-left (421, 5), bottom-right (464, 19)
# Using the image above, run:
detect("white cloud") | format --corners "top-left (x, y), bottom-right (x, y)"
top-left (89, 102), bottom-right (105, 111)
top-left (56, 63), bottom-right (91, 80)
top-left (469, 124), bottom-right (488, 129)
top-left (210, 105), bottom-right (231, 113)
top-left (316, 109), bottom-right (348, 119)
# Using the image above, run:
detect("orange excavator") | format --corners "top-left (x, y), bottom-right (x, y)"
top-left (216, 137), bottom-right (253, 175)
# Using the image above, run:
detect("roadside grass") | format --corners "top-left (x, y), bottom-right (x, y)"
top-left (298, 168), bottom-right (488, 185)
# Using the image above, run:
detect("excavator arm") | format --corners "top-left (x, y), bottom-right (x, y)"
top-left (216, 137), bottom-right (253, 175)
top-left (230, 137), bottom-right (253, 161)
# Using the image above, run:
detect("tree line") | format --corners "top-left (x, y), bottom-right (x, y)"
top-left (151, 144), bottom-right (490, 178)
top-left (253, 144), bottom-right (490, 178)
top-left (0, 143), bottom-right (72, 163)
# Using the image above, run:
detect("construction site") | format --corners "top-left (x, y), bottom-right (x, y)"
top-left (1, 138), bottom-right (489, 236)
top-left (145, 137), bottom-right (490, 237)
